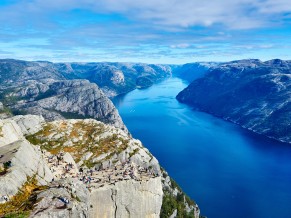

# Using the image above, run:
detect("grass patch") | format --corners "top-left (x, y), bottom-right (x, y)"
top-left (3, 211), bottom-right (30, 218)
top-left (0, 176), bottom-right (48, 217)
top-left (129, 148), bottom-right (140, 157)
top-left (0, 125), bottom-right (3, 137)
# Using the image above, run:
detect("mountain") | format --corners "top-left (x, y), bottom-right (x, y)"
top-left (56, 62), bottom-right (172, 97)
top-left (0, 115), bottom-right (201, 218)
top-left (177, 59), bottom-right (291, 144)
top-left (0, 59), bottom-right (172, 98)
top-left (0, 59), bottom-right (64, 85)
top-left (0, 59), bottom-right (173, 127)
top-left (0, 79), bottom-right (125, 130)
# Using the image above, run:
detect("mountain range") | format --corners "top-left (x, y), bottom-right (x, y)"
top-left (177, 59), bottom-right (291, 144)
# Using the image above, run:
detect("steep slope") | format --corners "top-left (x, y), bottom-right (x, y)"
top-left (0, 79), bottom-right (125, 130)
top-left (12, 80), bottom-right (125, 130)
top-left (177, 59), bottom-right (291, 143)
top-left (0, 115), bottom-right (201, 218)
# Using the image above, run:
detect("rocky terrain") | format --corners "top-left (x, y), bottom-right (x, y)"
top-left (177, 59), bottom-right (291, 143)
top-left (0, 79), bottom-right (125, 131)
top-left (0, 59), bottom-right (172, 98)
top-left (56, 62), bottom-right (172, 97)
top-left (0, 115), bottom-right (201, 217)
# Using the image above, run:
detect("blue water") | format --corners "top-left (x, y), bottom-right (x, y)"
top-left (112, 77), bottom-right (291, 218)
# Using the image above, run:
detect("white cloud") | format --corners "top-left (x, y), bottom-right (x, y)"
top-left (2, 0), bottom-right (291, 29)
top-left (0, 0), bottom-right (290, 62)
top-left (170, 44), bottom-right (190, 49)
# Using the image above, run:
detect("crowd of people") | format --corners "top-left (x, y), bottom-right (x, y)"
top-left (43, 150), bottom-right (158, 191)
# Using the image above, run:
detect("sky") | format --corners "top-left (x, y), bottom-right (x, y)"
top-left (0, 0), bottom-right (291, 64)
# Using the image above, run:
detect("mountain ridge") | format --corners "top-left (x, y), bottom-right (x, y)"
top-left (177, 59), bottom-right (291, 144)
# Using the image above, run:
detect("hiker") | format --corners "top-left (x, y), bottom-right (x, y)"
top-left (3, 195), bottom-right (8, 201)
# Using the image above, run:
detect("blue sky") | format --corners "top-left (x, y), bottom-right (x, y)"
top-left (0, 0), bottom-right (291, 64)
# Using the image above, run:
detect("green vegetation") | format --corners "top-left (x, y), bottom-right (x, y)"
top-left (10, 109), bottom-right (27, 116)
top-left (0, 165), bottom-right (7, 175)
top-left (0, 88), bottom-right (29, 107)
top-left (0, 125), bottom-right (3, 137)
top-left (0, 106), bottom-right (12, 117)
top-left (3, 211), bottom-right (30, 218)
top-left (34, 89), bottom-right (56, 101)
top-left (160, 176), bottom-right (196, 218)
top-left (129, 148), bottom-right (140, 157)
top-left (58, 111), bottom-right (94, 120)
top-left (160, 193), bottom-right (195, 218)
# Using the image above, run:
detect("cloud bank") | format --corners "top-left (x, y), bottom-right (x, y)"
top-left (0, 0), bottom-right (290, 63)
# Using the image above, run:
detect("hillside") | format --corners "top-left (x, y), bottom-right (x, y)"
top-left (177, 59), bottom-right (291, 143)
top-left (56, 62), bottom-right (172, 97)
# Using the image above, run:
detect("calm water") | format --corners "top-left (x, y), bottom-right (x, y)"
top-left (112, 77), bottom-right (291, 218)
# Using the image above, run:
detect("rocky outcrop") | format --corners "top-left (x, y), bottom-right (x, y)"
top-left (0, 140), bottom-right (53, 197)
top-left (0, 115), bottom-right (200, 217)
top-left (0, 118), bottom-right (53, 198)
top-left (177, 59), bottom-right (291, 144)
top-left (0, 117), bottom-right (50, 199)
top-left (30, 178), bottom-right (89, 218)
top-left (11, 115), bottom-right (45, 136)
top-left (0, 118), bottom-right (24, 146)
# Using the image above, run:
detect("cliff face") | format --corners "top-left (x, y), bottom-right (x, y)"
top-left (0, 116), bottom-right (53, 198)
top-left (1, 79), bottom-right (126, 130)
top-left (14, 80), bottom-right (125, 130)
top-left (0, 115), bottom-right (200, 218)
top-left (89, 177), bottom-right (163, 218)
top-left (177, 59), bottom-right (291, 143)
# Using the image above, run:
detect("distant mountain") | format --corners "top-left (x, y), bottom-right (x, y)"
top-left (11, 80), bottom-right (126, 130)
top-left (177, 59), bottom-right (291, 143)
top-left (0, 59), bottom-right (64, 85)
top-left (0, 59), bottom-right (172, 97)
top-left (172, 62), bottom-right (218, 83)
top-left (0, 60), bottom-right (125, 129)
top-left (55, 62), bottom-right (172, 97)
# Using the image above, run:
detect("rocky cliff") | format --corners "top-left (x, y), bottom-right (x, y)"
top-left (0, 115), bottom-right (200, 218)
top-left (10, 80), bottom-right (126, 130)
top-left (177, 59), bottom-right (291, 143)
